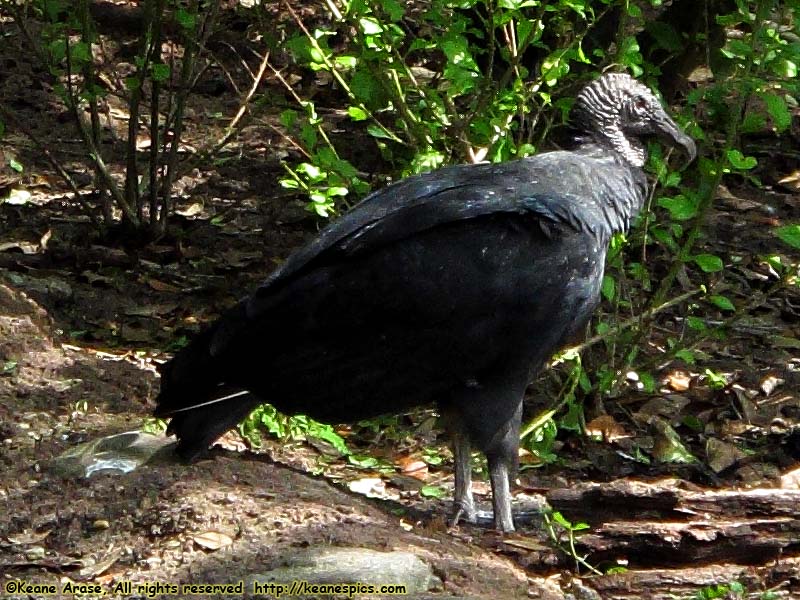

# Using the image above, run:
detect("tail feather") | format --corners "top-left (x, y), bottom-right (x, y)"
top-left (154, 301), bottom-right (260, 460)
top-left (165, 390), bottom-right (262, 460)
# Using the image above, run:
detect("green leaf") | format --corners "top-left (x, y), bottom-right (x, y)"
top-left (8, 158), bottom-right (23, 173)
top-left (658, 194), bottom-right (698, 220)
top-left (326, 186), bottom-right (349, 197)
top-left (646, 22), bottom-right (682, 52)
top-left (778, 58), bottom-right (797, 79)
top-left (410, 150), bottom-right (445, 174)
top-left (300, 123), bottom-right (317, 149)
top-left (516, 19), bottom-right (534, 51)
top-left (693, 254), bottom-right (724, 273)
top-left (776, 224), bottom-right (800, 250)
top-left (367, 124), bottom-right (395, 140)
top-left (626, 3), bottom-right (642, 17)
top-left (1, 360), bottom-right (17, 375)
top-left (151, 63), bottom-right (170, 82)
top-left (761, 92), bottom-right (792, 132)
top-left (723, 39), bottom-right (753, 60)
top-left (726, 149), bottom-right (757, 170)
top-left (311, 201), bottom-right (332, 218)
top-left (601, 274), bottom-right (615, 301)
top-left (664, 171), bottom-right (681, 188)
top-left (619, 36), bottom-right (643, 74)
top-left (740, 112), bottom-right (766, 134)
top-left (639, 371), bottom-right (656, 393)
top-left (296, 162), bottom-right (323, 180)
top-left (350, 69), bottom-right (385, 107)
top-left (284, 35), bottom-right (315, 64)
top-left (347, 454), bottom-right (380, 469)
top-left (675, 348), bottom-right (697, 364)
top-left (551, 511), bottom-right (572, 528)
top-left (420, 485), bottom-right (446, 499)
top-left (347, 106), bottom-right (368, 121)
top-left (380, 0), bottom-right (405, 21)
top-left (685, 316), bottom-right (707, 331)
top-left (334, 55), bottom-right (357, 69)
top-left (498, 0), bottom-right (538, 8)
top-left (359, 17), bottom-right (383, 35)
top-left (70, 42), bottom-right (91, 64)
top-left (176, 9), bottom-right (196, 30)
top-left (49, 39), bottom-right (67, 63)
top-left (280, 109), bottom-right (298, 129)
top-left (708, 294), bottom-right (735, 312)
top-left (124, 77), bottom-right (140, 91)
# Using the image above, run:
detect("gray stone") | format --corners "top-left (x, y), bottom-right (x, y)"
top-left (248, 547), bottom-right (441, 598)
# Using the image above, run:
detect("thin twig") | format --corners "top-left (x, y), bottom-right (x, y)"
top-left (162, 5), bottom-right (262, 200)
top-left (571, 288), bottom-right (703, 355)
top-left (64, 29), bottom-right (136, 223)
top-left (0, 105), bottom-right (102, 229)
top-left (283, 0), bottom-right (402, 144)
top-left (149, 0), bottom-right (165, 228)
top-left (265, 57), bottom-right (340, 159)
top-left (159, 0), bottom-right (210, 234)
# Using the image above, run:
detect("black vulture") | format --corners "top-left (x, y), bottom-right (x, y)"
top-left (154, 72), bottom-right (696, 532)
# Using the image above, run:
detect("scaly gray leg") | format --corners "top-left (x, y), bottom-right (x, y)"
top-left (488, 453), bottom-right (515, 532)
top-left (450, 428), bottom-right (476, 527)
top-left (485, 400), bottom-right (522, 533)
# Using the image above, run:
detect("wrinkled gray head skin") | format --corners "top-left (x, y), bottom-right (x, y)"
top-left (571, 72), bottom-right (697, 168)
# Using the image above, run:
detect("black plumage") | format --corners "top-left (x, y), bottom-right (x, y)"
top-left (154, 73), bottom-right (695, 532)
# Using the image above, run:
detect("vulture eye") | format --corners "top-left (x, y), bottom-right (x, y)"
top-left (634, 96), bottom-right (648, 110)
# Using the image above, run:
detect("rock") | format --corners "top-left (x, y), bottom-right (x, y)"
top-left (4, 271), bottom-right (73, 303)
top-left (248, 547), bottom-right (440, 598)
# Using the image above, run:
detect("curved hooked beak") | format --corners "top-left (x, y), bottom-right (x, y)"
top-left (652, 110), bottom-right (697, 165)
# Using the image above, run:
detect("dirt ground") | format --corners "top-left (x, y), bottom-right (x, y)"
top-left (0, 296), bottom-right (530, 598)
top-left (3, 2), bottom-right (800, 599)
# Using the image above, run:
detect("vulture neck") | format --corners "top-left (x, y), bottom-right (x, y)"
top-left (589, 123), bottom-right (647, 168)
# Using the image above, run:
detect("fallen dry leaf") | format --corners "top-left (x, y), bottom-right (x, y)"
top-left (7, 529), bottom-right (50, 545)
top-left (396, 455), bottom-right (428, 478)
top-left (760, 375), bottom-right (784, 397)
top-left (192, 531), bottom-right (233, 551)
top-left (706, 438), bottom-right (745, 473)
top-left (665, 370), bottom-right (692, 392)
top-left (585, 415), bottom-right (628, 443)
top-left (780, 466), bottom-right (800, 489)
top-left (349, 477), bottom-right (396, 500)
top-left (778, 170), bottom-right (800, 190)
top-left (147, 278), bottom-right (181, 293)
top-left (502, 537), bottom-right (551, 552)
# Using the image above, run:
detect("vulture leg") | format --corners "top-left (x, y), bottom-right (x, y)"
top-left (446, 412), bottom-right (477, 526)
top-left (485, 400), bottom-right (522, 533)
top-left (442, 376), bottom-right (525, 533)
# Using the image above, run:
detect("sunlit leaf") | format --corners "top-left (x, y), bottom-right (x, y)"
top-left (693, 254), bottom-right (724, 273)
top-left (601, 274), bottom-right (615, 301)
top-left (726, 149), bottom-right (757, 170)
top-left (761, 92), bottom-right (791, 132)
top-left (708, 294), bottom-right (735, 311)
top-left (359, 17), bottom-right (383, 35)
top-left (658, 194), bottom-right (697, 220)
top-left (776, 224), bottom-right (800, 250)
top-left (420, 485), bottom-right (446, 499)
top-left (347, 106), bottom-right (368, 121)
